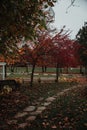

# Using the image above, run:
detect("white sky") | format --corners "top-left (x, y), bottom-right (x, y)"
top-left (53, 0), bottom-right (87, 39)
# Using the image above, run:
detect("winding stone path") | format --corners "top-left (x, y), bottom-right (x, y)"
top-left (7, 84), bottom-right (82, 129)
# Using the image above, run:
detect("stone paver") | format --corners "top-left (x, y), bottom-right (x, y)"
top-left (7, 120), bottom-right (17, 125)
top-left (23, 106), bottom-right (36, 112)
top-left (14, 112), bottom-right (28, 118)
top-left (42, 102), bottom-right (51, 106)
top-left (18, 123), bottom-right (28, 128)
top-left (37, 106), bottom-right (46, 111)
top-left (30, 110), bottom-right (42, 115)
top-left (46, 97), bottom-right (55, 102)
top-left (26, 116), bottom-right (36, 121)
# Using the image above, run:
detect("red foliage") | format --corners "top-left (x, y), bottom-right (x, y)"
top-left (19, 29), bottom-right (81, 68)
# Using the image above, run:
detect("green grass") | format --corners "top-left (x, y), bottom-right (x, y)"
top-left (0, 66), bottom-right (85, 81)
top-left (0, 66), bottom-right (85, 74)
top-left (0, 66), bottom-right (84, 81)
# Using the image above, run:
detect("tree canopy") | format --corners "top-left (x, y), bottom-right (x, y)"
top-left (0, 0), bottom-right (56, 57)
top-left (0, 0), bottom-right (77, 58)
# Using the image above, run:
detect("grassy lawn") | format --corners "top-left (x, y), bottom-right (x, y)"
top-left (0, 79), bottom-right (87, 130)
top-left (0, 66), bottom-right (84, 75)
top-left (0, 81), bottom-right (79, 130)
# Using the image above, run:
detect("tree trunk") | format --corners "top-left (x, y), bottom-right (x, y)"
top-left (26, 65), bottom-right (28, 73)
top-left (30, 64), bottom-right (36, 87)
top-left (66, 67), bottom-right (69, 74)
top-left (84, 66), bottom-right (87, 82)
top-left (80, 65), bottom-right (83, 74)
top-left (42, 66), bottom-right (47, 73)
top-left (56, 63), bottom-right (59, 82)
top-left (60, 68), bottom-right (62, 73)
top-left (45, 66), bottom-right (47, 72)
top-left (42, 66), bottom-right (44, 73)
top-left (5, 65), bottom-right (7, 78)
top-left (10, 64), bottom-right (15, 73)
top-left (85, 66), bottom-right (87, 75)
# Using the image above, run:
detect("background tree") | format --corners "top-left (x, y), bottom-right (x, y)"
top-left (76, 22), bottom-right (87, 74)
top-left (51, 28), bottom-right (80, 82)
top-left (20, 32), bottom-right (53, 87)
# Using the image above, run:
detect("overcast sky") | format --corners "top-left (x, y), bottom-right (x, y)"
top-left (53, 0), bottom-right (87, 39)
